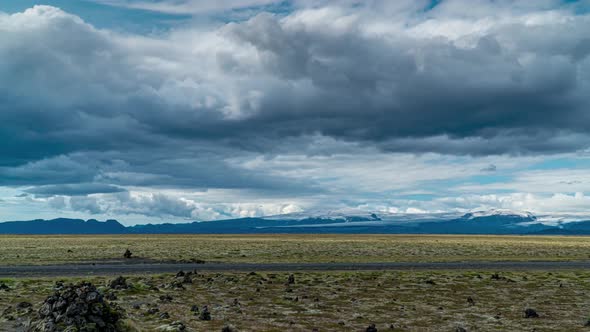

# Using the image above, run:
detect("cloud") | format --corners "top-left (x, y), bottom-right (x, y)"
top-left (92, 0), bottom-right (283, 15)
top-left (25, 183), bottom-right (125, 197)
top-left (62, 190), bottom-right (304, 221)
top-left (1, 2), bottom-right (590, 220)
top-left (2, 4), bottom-right (589, 163)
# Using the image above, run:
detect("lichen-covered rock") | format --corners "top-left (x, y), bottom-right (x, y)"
top-left (157, 321), bottom-right (186, 332)
top-left (27, 281), bottom-right (125, 332)
top-left (109, 276), bottom-right (129, 290)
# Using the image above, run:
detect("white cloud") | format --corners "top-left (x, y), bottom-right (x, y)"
top-left (93, 0), bottom-right (282, 14)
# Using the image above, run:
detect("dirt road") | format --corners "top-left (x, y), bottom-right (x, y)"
top-left (2, 261), bottom-right (590, 277)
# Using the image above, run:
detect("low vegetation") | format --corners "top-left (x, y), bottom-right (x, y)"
top-left (3, 270), bottom-right (590, 331)
top-left (1, 234), bottom-right (590, 266)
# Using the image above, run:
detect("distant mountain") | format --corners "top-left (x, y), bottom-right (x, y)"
top-left (0, 209), bottom-right (588, 235)
top-left (0, 218), bottom-right (126, 234)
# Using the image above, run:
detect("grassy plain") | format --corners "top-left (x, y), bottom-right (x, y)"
top-left (1, 234), bottom-right (590, 266)
top-left (3, 270), bottom-right (590, 331)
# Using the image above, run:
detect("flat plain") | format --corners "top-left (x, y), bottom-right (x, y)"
top-left (2, 234), bottom-right (590, 265)
top-left (3, 234), bottom-right (590, 331)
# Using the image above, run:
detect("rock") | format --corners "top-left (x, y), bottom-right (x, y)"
top-left (584, 319), bottom-right (590, 327)
top-left (199, 305), bottom-right (211, 321)
top-left (166, 280), bottom-right (185, 290)
top-left (157, 321), bottom-right (186, 332)
top-left (524, 308), bottom-right (539, 318)
top-left (456, 327), bottom-right (467, 332)
top-left (366, 323), bottom-right (378, 332)
top-left (467, 297), bottom-right (475, 306)
top-left (28, 281), bottom-right (123, 332)
top-left (159, 312), bottom-right (171, 319)
top-left (54, 281), bottom-right (65, 290)
top-left (147, 308), bottom-right (160, 315)
top-left (0, 283), bottom-right (10, 291)
top-left (176, 271), bottom-right (185, 277)
top-left (123, 249), bottom-right (133, 259)
top-left (160, 294), bottom-right (173, 303)
top-left (182, 274), bottom-right (193, 284)
top-left (109, 276), bottom-right (129, 290)
top-left (222, 326), bottom-right (236, 332)
top-left (105, 292), bottom-right (117, 301)
top-left (288, 274), bottom-right (295, 284)
top-left (16, 302), bottom-right (32, 310)
top-left (190, 305), bottom-right (199, 313)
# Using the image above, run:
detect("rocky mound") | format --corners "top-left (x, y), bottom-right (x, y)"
top-left (28, 281), bottom-right (125, 332)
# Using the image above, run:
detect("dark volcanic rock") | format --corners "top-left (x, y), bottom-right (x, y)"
top-left (288, 274), bottom-right (295, 285)
top-left (0, 282), bottom-right (10, 291)
top-left (28, 281), bottom-right (124, 332)
top-left (159, 294), bottom-right (173, 303)
top-left (524, 308), bottom-right (539, 318)
top-left (123, 249), bottom-right (133, 259)
top-left (366, 323), bottom-right (378, 332)
top-left (199, 305), bottom-right (211, 321)
top-left (109, 276), bottom-right (129, 290)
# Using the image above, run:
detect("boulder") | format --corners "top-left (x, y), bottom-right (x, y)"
top-left (524, 308), bottom-right (539, 318)
top-left (366, 324), bottom-right (378, 332)
top-left (109, 276), bottom-right (129, 290)
top-left (123, 249), bottom-right (133, 259)
top-left (199, 306), bottom-right (211, 321)
top-left (157, 321), bottom-right (186, 332)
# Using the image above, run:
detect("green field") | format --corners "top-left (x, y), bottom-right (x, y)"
top-left (1, 234), bottom-right (590, 266)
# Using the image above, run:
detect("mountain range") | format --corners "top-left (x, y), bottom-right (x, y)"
top-left (1, 209), bottom-right (590, 235)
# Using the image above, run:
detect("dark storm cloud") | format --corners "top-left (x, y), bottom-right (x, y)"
top-left (0, 2), bottom-right (589, 198)
top-left (24, 183), bottom-right (125, 197)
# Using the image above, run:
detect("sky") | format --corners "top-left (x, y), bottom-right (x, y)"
top-left (1, 0), bottom-right (590, 225)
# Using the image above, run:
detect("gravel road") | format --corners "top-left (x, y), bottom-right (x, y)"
top-left (2, 261), bottom-right (590, 277)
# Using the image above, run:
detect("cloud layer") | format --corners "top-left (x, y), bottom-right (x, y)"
top-left (0, 1), bottom-right (590, 221)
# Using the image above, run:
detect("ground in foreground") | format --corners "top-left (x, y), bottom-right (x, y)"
top-left (2, 270), bottom-right (590, 331)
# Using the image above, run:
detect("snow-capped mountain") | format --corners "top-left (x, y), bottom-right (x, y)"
top-left (462, 209), bottom-right (536, 221)
top-left (262, 208), bottom-right (383, 222)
